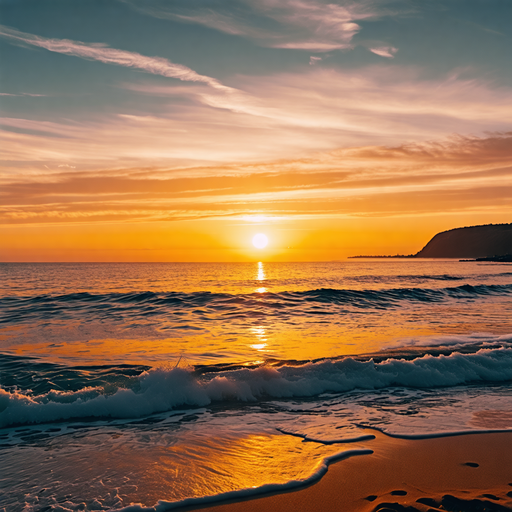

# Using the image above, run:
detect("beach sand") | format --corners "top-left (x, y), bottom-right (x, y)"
top-left (192, 430), bottom-right (512, 512)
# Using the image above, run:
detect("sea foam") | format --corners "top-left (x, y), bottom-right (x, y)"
top-left (1, 347), bottom-right (512, 428)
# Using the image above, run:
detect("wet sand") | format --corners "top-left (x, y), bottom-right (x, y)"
top-left (192, 430), bottom-right (512, 512)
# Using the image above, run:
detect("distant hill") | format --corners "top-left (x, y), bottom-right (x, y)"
top-left (349, 223), bottom-right (512, 259)
top-left (415, 223), bottom-right (512, 258)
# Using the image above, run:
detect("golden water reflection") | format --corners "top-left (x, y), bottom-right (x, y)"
top-left (257, 262), bottom-right (265, 281)
top-left (250, 326), bottom-right (268, 351)
top-left (255, 262), bottom-right (267, 293)
top-left (5, 428), bottom-right (367, 509)
top-left (9, 323), bottom-right (452, 367)
top-left (124, 432), bottom-right (368, 506)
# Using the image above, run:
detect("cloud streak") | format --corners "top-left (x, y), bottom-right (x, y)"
top-left (0, 92), bottom-right (46, 97)
top-left (2, 132), bottom-right (511, 224)
top-left (0, 24), bottom-right (230, 91)
top-left (125, 0), bottom-right (386, 52)
top-left (370, 46), bottom-right (398, 58)
top-left (2, 64), bottom-right (512, 178)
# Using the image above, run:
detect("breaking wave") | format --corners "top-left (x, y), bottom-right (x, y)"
top-left (2, 347), bottom-right (512, 428)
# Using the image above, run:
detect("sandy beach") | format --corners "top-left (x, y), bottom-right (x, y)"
top-left (193, 430), bottom-right (512, 512)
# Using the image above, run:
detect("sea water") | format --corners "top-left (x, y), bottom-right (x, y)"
top-left (1, 261), bottom-right (511, 511)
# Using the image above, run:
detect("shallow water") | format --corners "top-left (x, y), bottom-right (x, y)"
top-left (2, 261), bottom-right (512, 365)
top-left (1, 261), bottom-right (511, 511)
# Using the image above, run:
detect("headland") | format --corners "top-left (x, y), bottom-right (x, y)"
top-left (350, 223), bottom-right (512, 260)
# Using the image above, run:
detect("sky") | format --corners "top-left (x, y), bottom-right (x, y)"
top-left (1, 0), bottom-right (511, 261)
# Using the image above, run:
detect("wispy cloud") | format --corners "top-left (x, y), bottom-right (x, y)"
top-left (264, 0), bottom-right (364, 51)
top-left (2, 64), bottom-right (512, 177)
top-left (2, 132), bottom-right (512, 225)
top-left (125, 0), bottom-right (388, 53)
top-left (0, 92), bottom-right (46, 97)
top-left (370, 46), bottom-right (398, 58)
top-left (185, 66), bottom-right (512, 137)
top-left (0, 24), bottom-right (230, 91)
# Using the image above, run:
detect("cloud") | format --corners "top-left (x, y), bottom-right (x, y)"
top-left (264, 0), bottom-right (363, 51)
top-left (0, 92), bottom-right (46, 97)
top-left (124, 0), bottom-right (386, 52)
top-left (2, 132), bottom-right (512, 225)
top-left (370, 46), bottom-right (398, 58)
top-left (309, 56), bottom-right (322, 65)
top-left (2, 64), bottom-right (512, 178)
top-left (191, 66), bottom-right (512, 138)
top-left (0, 24), bottom-right (230, 91)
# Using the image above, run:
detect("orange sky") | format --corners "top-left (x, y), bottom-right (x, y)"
top-left (1, 2), bottom-right (511, 261)
top-left (2, 133), bottom-right (512, 261)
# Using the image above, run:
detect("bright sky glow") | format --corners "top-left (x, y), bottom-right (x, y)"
top-left (0, 0), bottom-right (511, 261)
top-left (242, 215), bottom-right (272, 223)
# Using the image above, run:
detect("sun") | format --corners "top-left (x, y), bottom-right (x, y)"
top-left (252, 233), bottom-right (268, 249)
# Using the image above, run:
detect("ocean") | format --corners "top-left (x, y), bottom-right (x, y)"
top-left (1, 261), bottom-right (512, 511)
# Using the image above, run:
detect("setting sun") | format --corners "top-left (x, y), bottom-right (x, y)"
top-left (252, 233), bottom-right (268, 249)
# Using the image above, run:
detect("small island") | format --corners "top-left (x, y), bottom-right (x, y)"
top-left (465, 254), bottom-right (512, 262)
top-left (349, 254), bottom-right (416, 259)
top-left (350, 223), bottom-right (512, 260)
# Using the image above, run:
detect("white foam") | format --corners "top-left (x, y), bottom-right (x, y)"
top-left (358, 424), bottom-right (512, 439)
top-left (1, 347), bottom-right (512, 428)
top-left (276, 428), bottom-right (376, 444)
top-left (387, 332), bottom-right (512, 349)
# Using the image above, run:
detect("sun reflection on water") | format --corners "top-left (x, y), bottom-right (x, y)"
top-left (257, 261), bottom-right (265, 280)
top-left (116, 432), bottom-right (360, 506)
top-left (21, 430), bottom-right (355, 509)
top-left (250, 326), bottom-right (268, 351)
top-left (255, 261), bottom-right (267, 293)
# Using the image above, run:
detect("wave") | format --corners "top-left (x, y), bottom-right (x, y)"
top-left (349, 273), bottom-right (465, 282)
top-left (2, 347), bottom-right (512, 428)
top-left (1, 283), bottom-right (512, 325)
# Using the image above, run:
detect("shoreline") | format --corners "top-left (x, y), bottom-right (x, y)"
top-left (174, 430), bottom-right (512, 512)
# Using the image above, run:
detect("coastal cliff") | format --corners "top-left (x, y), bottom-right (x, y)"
top-left (415, 223), bottom-right (512, 258)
